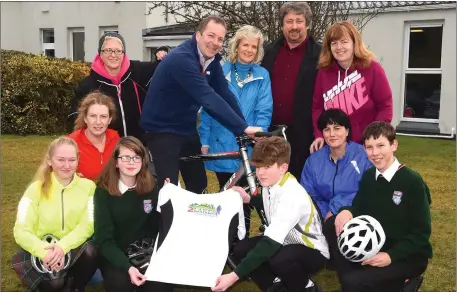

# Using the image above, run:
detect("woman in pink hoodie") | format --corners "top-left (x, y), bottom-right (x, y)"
top-left (71, 32), bottom-right (170, 142)
top-left (310, 21), bottom-right (392, 153)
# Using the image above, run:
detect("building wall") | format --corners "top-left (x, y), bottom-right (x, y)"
top-left (1, 2), bottom-right (168, 61)
top-left (145, 3), bottom-right (175, 28)
top-left (1, 2), bottom-right (23, 51)
top-left (353, 7), bottom-right (456, 134)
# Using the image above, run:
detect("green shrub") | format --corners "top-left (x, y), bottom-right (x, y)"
top-left (1, 50), bottom-right (90, 135)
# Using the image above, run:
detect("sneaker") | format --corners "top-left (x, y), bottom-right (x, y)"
top-left (304, 278), bottom-right (322, 292)
top-left (401, 275), bottom-right (424, 292)
top-left (265, 281), bottom-right (289, 292)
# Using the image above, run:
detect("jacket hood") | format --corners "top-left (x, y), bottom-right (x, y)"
top-left (91, 54), bottom-right (131, 85)
top-left (329, 61), bottom-right (358, 85)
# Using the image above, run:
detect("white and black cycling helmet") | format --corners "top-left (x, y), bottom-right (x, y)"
top-left (337, 215), bottom-right (386, 262)
top-left (31, 234), bottom-right (71, 279)
top-left (126, 237), bottom-right (155, 273)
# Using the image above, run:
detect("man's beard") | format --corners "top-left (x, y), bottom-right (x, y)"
top-left (286, 30), bottom-right (305, 43)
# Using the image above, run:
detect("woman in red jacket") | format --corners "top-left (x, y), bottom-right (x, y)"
top-left (310, 21), bottom-right (392, 153)
top-left (69, 91), bottom-right (120, 181)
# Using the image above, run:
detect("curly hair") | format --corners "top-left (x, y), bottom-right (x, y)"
top-left (227, 25), bottom-right (265, 64)
top-left (74, 91), bottom-right (117, 131)
top-left (279, 2), bottom-right (313, 28)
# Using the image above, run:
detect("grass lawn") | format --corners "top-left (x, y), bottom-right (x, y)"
top-left (1, 135), bottom-right (455, 292)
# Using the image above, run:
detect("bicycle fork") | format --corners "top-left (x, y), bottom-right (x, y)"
top-left (239, 144), bottom-right (257, 196)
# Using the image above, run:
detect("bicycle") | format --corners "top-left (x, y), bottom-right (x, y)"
top-left (179, 125), bottom-right (287, 228)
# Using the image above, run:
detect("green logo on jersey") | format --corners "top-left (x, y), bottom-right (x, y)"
top-left (188, 203), bottom-right (222, 217)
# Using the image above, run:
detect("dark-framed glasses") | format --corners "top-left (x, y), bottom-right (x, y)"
top-left (118, 155), bottom-right (142, 163)
top-left (101, 48), bottom-right (124, 55)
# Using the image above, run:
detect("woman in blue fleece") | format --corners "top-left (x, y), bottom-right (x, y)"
top-left (198, 25), bottom-right (272, 234)
top-left (300, 109), bottom-right (372, 231)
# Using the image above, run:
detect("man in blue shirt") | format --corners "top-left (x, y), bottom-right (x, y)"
top-left (140, 15), bottom-right (261, 192)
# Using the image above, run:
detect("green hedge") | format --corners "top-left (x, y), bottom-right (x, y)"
top-left (1, 50), bottom-right (90, 135)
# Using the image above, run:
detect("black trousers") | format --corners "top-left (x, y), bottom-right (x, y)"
top-left (100, 259), bottom-right (173, 292)
top-left (215, 172), bottom-right (252, 236)
top-left (325, 216), bottom-right (428, 292)
top-left (145, 133), bottom-right (207, 192)
top-left (38, 242), bottom-right (98, 291)
top-left (232, 236), bottom-right (326, 292)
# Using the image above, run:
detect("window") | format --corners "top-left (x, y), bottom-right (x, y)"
top-left (99, 26), bottom-right (119, 37)
top-left (150, 46), bottom-right (174, 61)
top-left (41, 29), bottom-right (55, 57)
top-left (402, 23), bottom-right (443, 122)
top-left (68, 28), bottom-right (85, 61)
top-left (150, 47), bottom-right (160, 61)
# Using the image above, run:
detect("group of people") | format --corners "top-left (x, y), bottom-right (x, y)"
top-left (11, 2), bottom-right (432, 292)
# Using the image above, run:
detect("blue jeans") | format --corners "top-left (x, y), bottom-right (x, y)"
top-left (87, 268), bottom-right (103, 285)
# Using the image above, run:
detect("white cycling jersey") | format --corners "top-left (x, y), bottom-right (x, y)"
top-left (145, 183), bottom-right (245, 287)
top-left (263, 173), bottom-right (330, 259)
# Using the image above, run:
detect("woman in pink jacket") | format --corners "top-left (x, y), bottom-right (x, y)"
top-left (310, 21), bottom-right (392, 153)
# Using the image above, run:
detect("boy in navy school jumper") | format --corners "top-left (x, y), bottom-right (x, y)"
top-left (326, 121), bottom-right (432, 292)
top-left (139, 15), bottom-right (262, 193)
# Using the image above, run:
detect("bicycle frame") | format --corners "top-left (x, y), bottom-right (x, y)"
top-left (179, 135), bottom-right (258, 195)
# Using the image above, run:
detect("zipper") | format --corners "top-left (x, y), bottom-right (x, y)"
top-left (61, 189), bottom-right (65, 231)
top-left (97, 73), bottom-right (131, 137)
top-left (116, 86), bottom-right (128, 137)
top-left (332, 161), bottom-right (339, 199)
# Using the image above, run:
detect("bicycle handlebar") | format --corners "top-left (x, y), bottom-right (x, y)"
top-left (235, 125), bottom-right (288, 145)
top-left (254, 125), bottom-right (287, 139)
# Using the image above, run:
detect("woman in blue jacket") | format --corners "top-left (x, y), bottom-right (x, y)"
top-left (198, 25), bottom-right (272, 232)
top-left (300, 109), bottom-right (372, 232)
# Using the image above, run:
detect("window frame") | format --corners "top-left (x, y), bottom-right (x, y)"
top-left (68, 27), bottom-right (85, 61)
top-left (400, 22), bottom-right (444, 123)
top-left (99, 26), bottom-right (119, 37)
top-left (41, 28), bottom-right (55, 57)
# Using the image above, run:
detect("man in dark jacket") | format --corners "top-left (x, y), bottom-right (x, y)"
top-left (71, 32), bottom-right (170, 140)
top-left (140, 16), bottom-right (261, 193)
top-left (261, 2), bottom-right (322, 179)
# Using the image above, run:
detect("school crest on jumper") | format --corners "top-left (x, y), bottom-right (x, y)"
top-left (392, 191), bottom-right (403, 205)
top-left (143, 199), bottom-right (153, 213)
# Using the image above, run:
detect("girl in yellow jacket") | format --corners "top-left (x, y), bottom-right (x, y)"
top-left (12, 136), bottom-right (98, 292)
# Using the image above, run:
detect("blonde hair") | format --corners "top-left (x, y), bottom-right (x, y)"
top-left (98, 136), bottom-right (155, 196)
top-left (318, 21), bottom-right (376, 69)
top-left (228, 25), bottom-right (265, 64)
top-left (74, 91), bottom-right (117, 131)
top-left (102, 36), bottom-right (124, 50)
top-left (34, 137), bottom-right (79, 199)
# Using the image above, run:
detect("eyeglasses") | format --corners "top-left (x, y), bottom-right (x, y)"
top-left (118, 155), bottom-right (142, 163)
top-left (101, 49), bottom-right (124, 55)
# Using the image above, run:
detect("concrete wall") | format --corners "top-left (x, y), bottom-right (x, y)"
top-left (145, 3), bottom-right (176, 28)
top-left (1, 2), bottom-right (23, 51)
top-left (1, 2), bottom-right (169, 61)
top-left (352, 7), bottom-right (456, 134)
